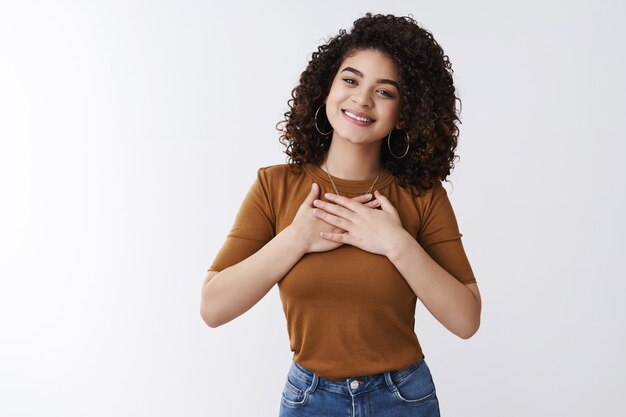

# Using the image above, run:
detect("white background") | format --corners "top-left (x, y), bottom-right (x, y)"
top-left (1, 1), bottom-right (625, 416)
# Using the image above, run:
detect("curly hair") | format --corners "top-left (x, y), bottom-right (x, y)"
top-left (276, 13), bottom-right (462, 195)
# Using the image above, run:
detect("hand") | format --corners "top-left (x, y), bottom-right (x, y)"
top-left (290, 183), bottom-right (380, 253)
top-left (312, 190), bottom-right (408, 256)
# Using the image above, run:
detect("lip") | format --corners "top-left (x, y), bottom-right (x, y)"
top-left (341, 108), bottom-right (376, 126)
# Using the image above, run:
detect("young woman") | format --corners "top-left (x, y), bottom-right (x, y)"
top-left (201, 13), bottom-right (482, 417)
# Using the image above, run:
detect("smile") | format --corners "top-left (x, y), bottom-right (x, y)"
top-left (342, 109), bottom-right (374, 125)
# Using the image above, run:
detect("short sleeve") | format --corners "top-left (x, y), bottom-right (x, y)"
top-left (417, 181), bottom-right (477, 285)
top-left (208, 167), bottom-right (276, 272)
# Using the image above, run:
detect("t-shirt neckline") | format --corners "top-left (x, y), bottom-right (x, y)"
top-left (302, 163), bottom-right (395, 195)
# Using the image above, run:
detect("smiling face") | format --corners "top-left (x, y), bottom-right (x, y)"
top-left (324, 49), bottom-right (402, 147)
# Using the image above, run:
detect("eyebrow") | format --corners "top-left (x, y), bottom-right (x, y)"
top-left (341, 66), bottom-right (400, 89)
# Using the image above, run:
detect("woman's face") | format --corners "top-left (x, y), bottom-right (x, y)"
top-left (324, 49), bottom-right (402, 148)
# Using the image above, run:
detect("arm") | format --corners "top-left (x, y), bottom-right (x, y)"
top-left (386, 232), bottom-right (481, 339)
top-left (200, 225), bottom-right (306, 328)
top-left (201, 181), bottom-right (378, 328)
top-left (312, 184), bottom-right (482, 340)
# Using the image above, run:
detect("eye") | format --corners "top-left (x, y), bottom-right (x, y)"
top-left (342, 78), bottom-right (357, 85)
top-left (378, 89), bottom-right (395, 98)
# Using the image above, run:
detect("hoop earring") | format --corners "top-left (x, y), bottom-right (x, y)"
top-left (387, 129), bottom-right (410, 159)
top-left (314, 104), bottom-right (333, 136)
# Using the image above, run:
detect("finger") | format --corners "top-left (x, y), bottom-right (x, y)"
top-left (324, 193), bottom-right (366, 214)
top-left (364, 199), bottom-right (382, 209)
top-left (313, 199), bottom-right (356, 221)
top-left (319, 231), bottom-right (352, 244)
top-left (350, 193), bottom-right (373, 203)
top-left (313, 208), bottom-right (351, 230)
top-left (303, 183), bottom-right (319, 206)
top-left (373, 190), bottom-right (397, 212)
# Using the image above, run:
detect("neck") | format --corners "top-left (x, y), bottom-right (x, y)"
top-left (322, 138), bottom-right (383, 181)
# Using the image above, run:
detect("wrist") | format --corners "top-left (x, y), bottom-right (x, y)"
top-left (280, 225), bottom-right (309, 257)
top-left (385, 228), bottom-right (416, 262)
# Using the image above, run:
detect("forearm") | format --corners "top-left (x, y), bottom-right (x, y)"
top-left (387, 231), bottom-right (481, 339)
top-left (201, 225), bottom-right (306, 327)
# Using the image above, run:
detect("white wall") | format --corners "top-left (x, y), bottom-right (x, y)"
top-left (1, 0), bottom-right (624, 416)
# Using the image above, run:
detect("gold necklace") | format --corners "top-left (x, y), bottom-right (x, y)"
top-left (323, 161), bottom-right (383, 197)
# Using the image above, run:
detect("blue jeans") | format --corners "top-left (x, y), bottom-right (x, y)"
top-left (278, 355), bottom-right (440, 417)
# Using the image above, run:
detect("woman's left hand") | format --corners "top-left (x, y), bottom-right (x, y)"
top-left (312, 190), bottom-right (408, 257)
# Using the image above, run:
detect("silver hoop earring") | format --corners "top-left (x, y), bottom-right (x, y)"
top-left (314, 104), bottom-right (333, 136)
top-left (387, 129), bottom-right (410, 159)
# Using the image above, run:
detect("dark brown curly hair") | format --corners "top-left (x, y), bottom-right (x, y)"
top-left (276, 13), bottom-right (462, 195)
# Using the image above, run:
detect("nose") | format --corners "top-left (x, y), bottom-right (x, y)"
top-left (351, 89), bottom-right (373, 107)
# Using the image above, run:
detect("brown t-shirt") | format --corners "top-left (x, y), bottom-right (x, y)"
top-left (209, 163), bottom-right (476, 381)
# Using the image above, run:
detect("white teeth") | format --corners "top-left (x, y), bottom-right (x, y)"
top-left (344, 110), bottom-right (372, 123)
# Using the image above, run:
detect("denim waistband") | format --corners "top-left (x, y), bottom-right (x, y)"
top-left (288, 355), bottom-right (426, 396)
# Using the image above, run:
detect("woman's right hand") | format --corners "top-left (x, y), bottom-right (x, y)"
top-left (289, 182), bottom-right (379, 253)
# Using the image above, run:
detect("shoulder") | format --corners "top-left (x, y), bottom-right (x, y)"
top-left (424, 180), bottom-right (454, 212)
top-left (429, 180), bottom-right (449, 201)
top-left (256, 163), bottom-right (307, 183)
top-left (401, 179), bottom-right (452, 223)
top-left (404, 178), bottom-right (447, 206)
top-left (257, 163), bottom-right (291, 177)
top-left (250, 164), bottom-right (311, 201)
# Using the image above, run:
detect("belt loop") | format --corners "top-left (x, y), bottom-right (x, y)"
top-left (307, 372), bottom-right (319, 394)
top-left (384, 371), bottom-right (397, 392)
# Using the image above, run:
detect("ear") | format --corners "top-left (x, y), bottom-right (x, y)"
top-left (395, 110), bottom-right (404, 130)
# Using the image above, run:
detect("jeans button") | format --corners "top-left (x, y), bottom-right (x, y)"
top-left (350, 380), bottom-right (359, 389)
